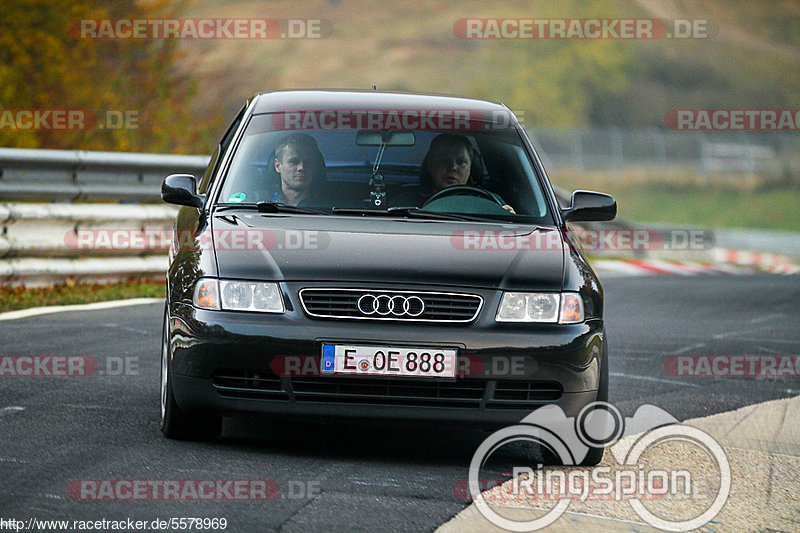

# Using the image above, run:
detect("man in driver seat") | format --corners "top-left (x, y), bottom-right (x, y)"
top-left (270, 133), bottom-right (327, 206)
top-left (397, 134), bottom-right (514, 213)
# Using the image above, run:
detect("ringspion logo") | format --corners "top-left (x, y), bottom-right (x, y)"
top-left (469, 403), bottom-right (730, 531)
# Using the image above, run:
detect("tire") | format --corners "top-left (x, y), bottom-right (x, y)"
top-left (160, 306), bottom-right (222, 441)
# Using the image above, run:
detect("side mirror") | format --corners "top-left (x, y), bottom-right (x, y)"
top-left (161, 174), bottom-right (204, 208)
top-left (562, 190), bottom-right (617, 222)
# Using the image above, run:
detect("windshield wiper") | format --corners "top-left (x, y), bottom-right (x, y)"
top-left (389, 207), bottom-right (484, 221)
top-left (214, 202), bottom-right (328, 215)
top-left (256, 202), bottom-right (329, 215)
top-left (330, 206), bottom-right (498, 222)
top-left (390, 206), bottom-right (513, 222)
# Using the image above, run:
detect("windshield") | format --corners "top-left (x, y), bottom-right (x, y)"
top-left (216, 113), bottom-right (554, 224)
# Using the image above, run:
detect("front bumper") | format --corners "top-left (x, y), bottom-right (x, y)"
top-left (168, 284), bottom-right (604, 425)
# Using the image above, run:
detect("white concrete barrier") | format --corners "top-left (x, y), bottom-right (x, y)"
top-left (0, 203), bottom-right (179, 286)
top-left (0, 147), bottom-right (203, 286)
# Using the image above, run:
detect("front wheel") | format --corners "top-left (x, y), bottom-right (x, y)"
top-left (160, 307), bottom-right (221, 441)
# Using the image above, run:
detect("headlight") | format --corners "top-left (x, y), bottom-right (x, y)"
top-left (193, 279), bottom-right (285, 313)
top-left (496, 292), bottom-right (584, 323)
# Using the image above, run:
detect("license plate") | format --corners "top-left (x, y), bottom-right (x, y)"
top-left (321, 344), bottom-right (457, 378)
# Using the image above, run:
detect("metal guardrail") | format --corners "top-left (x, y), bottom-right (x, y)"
top-left (528, 128), bottom-right (800, 177)
top-left (0, 147), bottom-right (209, 202)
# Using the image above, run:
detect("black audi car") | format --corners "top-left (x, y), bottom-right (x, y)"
top-left (160, 90), bottom-right (615, 462)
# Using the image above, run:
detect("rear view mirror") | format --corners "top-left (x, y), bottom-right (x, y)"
top-left (356, 130), bottom-right (416, 146)
top-left (562, 190), bottom-right (617, 222)
top-left (161, 174), bottom-right (204, 208)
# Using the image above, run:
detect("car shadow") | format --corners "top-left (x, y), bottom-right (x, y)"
top-left (217, 416), bottom-right (486, 466)
top-left (215, 415), bottom-right (544, 471)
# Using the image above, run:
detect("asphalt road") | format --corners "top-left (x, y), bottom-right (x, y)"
top-left (1, 274), bottom-right (798, 532)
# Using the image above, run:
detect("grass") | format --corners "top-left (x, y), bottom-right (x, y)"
top-left (0, 278), bottom-right (165, 313)
top-left (612, 185), bottom-right (800, 232)
top-left (587, 182), bottom-right (800, 232)
top-left (552, 170), bottom-right (800, 232)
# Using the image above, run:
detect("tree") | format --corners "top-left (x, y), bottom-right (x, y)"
top-left (0, 0), bottom-right (222, 153)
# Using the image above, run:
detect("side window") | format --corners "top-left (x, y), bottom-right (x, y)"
top-left (197, 146), bottom-right (219, 195)
top-left (197, 104), bottom-right (247, 195)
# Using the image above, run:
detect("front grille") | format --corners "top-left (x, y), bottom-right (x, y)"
top-left (299, 288), bottom-right (483, 322)
top-left (212, 369), bottom-right (562, 410)
top-left (212, 371), bottom-right (284, 400)
top-left (489, 381), bottom-right (563, 409)
top-left (289, 377), bottom-right (485, 408)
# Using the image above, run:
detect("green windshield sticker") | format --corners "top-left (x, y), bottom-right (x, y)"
top-left (228, 192), bottom-right (246, 203)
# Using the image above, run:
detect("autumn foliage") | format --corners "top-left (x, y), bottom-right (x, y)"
top-left (0, 0), bottom-right (222, 154)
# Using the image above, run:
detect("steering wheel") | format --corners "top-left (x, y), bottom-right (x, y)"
top-left (422, 185), bottom-right (505, 208)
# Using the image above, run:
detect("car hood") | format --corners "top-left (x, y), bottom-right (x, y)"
top-left (211, 213), bottom-right (565, 291)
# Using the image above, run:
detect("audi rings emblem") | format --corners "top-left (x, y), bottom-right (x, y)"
top-left (357, 294), bottom-right (425, 317)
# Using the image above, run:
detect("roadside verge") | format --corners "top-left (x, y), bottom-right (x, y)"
top-left (438, 395), bottom-right (800, 532)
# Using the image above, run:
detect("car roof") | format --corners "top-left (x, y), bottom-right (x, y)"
top-left (250, 90), bottom-right (515, 123)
